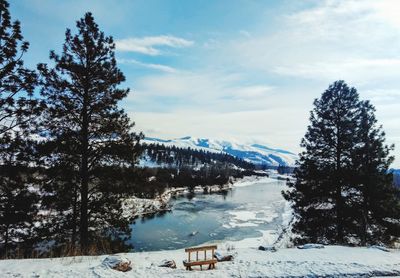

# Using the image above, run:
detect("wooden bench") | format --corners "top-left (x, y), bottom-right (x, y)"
top-left (183, 245), bottom-right (218, 271)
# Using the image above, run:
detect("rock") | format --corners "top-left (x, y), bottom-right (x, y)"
top-left (189, 231), bottom-right (198, 236)
top-left (102, 255), bottom-right (132, 272)
top-left (214, 251), bottom-right (234, 261)
top-left (159, 259), bottom-right (177, 269)
top-left (297, 243), bottom-right (325, 249)
top-left (258, 245), bottom-right (277, 252)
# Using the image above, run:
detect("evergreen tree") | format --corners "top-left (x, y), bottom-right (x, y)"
top-left (38, 13), bottom-right (143, 253)
top-left (0, 0), bottom-right (40, 257)
top-left (283, 81), bottom-right (361, 244)
top-left (284, 80), bottom-right (400, 246)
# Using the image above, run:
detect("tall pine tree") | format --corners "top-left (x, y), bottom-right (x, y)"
top-left (284, 80), bottom-right (400, 245)
top-left (284, 81), bottom-right (360, 244)
top-left (38, 13), bottom-right (143, 253)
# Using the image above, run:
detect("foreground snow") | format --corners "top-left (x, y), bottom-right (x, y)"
top-left (2, 245), bottom-right (400, 277)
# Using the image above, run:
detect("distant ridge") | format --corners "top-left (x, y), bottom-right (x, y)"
top-left (143, 136), bottom-right (297, 166)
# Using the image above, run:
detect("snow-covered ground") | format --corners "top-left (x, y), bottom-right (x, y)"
top-left (2, 175), bottom-right (400, 277)
top-left (2, 243), bottom-right (400, 277)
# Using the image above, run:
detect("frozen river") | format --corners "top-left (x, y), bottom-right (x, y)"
top-left (128, 177), bottom-right (288, 251)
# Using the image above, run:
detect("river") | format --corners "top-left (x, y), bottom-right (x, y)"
top-left (128, 177), bottom-right (287, 252)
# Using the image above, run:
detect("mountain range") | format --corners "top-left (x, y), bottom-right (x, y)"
top-left (142, 136), bottom-right (298, 167)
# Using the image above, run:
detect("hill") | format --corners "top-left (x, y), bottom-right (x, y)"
top-left (143, 136), bottom-right (297, 167)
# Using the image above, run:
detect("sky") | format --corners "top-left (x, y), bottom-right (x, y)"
top-left (10, 0), bottom-right (400, 167)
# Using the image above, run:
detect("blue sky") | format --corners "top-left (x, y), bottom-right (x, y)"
top-left (10, 0), bottom-right (400, 167)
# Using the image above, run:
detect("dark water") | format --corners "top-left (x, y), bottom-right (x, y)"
top-left (128, 178), bottom-right (286, 252)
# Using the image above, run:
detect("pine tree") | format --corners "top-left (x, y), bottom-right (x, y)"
top-left (38, 13), bottom-right (143, 253)
top-left (284, 80), bottom-right (400, 246)
top-left (283, 80), bottom-right (361, 244)
top-left (0, 0), bottom-right (40, 257)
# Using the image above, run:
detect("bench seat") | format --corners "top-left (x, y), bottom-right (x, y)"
top-left (183, 258), bottom-right (218, 266)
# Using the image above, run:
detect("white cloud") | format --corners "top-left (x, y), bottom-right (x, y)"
top-left (115, 35), bottom-right (194, 55)
top-left (128, 70), bottom-right (278, 113)
top-left (272, 58), bottom-right (400, 82)
top-left (117, 58), bottom-right (177, 73)
top-left (223, 0), bottom-right (400, 83)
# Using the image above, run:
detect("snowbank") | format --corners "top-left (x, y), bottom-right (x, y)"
top-left (2, 245), bottom-right (400, 277)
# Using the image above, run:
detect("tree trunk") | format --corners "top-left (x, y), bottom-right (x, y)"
top-left (71, 182), bottom-right (78, 249)
top-left (336, 131), bottom-right (344, 244)
top-left (4, 224), bottom-right (9, 258)
top-left (79, 91), bottom-right (89, 253)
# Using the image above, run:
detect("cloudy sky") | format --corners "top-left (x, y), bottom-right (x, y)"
top-left (11, 0), bottom-right (400, 167)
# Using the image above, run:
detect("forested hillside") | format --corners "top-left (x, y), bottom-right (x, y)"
top-left (129, 143), bottom-right (259, 198)
top-left (140, 143), bottom-right (255, 170)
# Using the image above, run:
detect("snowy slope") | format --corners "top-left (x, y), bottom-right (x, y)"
top-left (2, 245), bottom-right (400, 277)
top-left (143, 136), bottom-right (298, 166)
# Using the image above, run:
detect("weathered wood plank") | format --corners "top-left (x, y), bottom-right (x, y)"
top-left (183, 259), bottom-right (218, 267)
top-left (184, 245), bottom-right (217, 252)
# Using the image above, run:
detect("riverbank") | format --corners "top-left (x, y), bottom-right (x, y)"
top-left (122, 175), bottom-right (275, 220)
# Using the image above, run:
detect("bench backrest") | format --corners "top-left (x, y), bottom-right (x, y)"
top-left (185, 245), bottom-right (217, 262)
top-left (185, 245), bottom-right (217, 253)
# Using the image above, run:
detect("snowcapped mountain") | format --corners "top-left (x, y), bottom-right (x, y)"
top-left (142, 136), bottom-right (298, 166)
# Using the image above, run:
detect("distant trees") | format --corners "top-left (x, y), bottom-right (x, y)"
top-left (0, 0), bottom-right (41, 257)
top-left (284, 80), bottom-right (400, 246)
top-left (277, 164), bottom-right (292, 175)
top-left (142, 143), bottom-right (255, 170)
top-left (130, 143), bottom-right (257, 198)
top-left (37, 13), bottom-right (143, 253)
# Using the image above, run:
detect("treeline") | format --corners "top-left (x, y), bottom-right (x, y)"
top-left (131, 165), bottom-right (253, 199)
top-left (142, 143), bottom-right (255, 170)
top-left (130, 143), bottom-right (257, 198)
top-left (277, 165), bottom-right (294, 175)
top-left (284, 81), bottom-right (400, 246)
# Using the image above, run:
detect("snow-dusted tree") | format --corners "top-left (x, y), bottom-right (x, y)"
top-left (38, 13), bottom-right (143, 253)
top-left (284, 80), bottom-right (400, 245)
top-left (283, 81), bottom-right (362, 244)
top-left (0, 0), bottom-right (40, 257)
